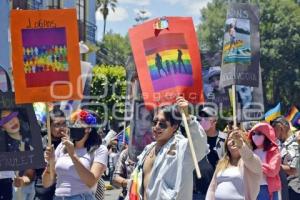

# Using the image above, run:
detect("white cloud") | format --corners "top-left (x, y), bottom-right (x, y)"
top-left (163, 0), bottom-right (212, 15)
top-left (186, 0), bottom-right (212, 15)
top-left (96, 6), bottom-right (129, 22)
top-left (119, 0), bottom-right (150, 6)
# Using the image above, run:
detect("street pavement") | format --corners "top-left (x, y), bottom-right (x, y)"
top-left (104, 180), bottom-right (122, 200)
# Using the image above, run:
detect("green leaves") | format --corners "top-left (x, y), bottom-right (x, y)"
top-left (90, 65), bottom-right (126, 123)
top-left (197, 0), bottom-right (300, 110)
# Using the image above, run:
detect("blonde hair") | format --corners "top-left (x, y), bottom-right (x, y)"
top-left (215, 130), bottom-right (252, 175)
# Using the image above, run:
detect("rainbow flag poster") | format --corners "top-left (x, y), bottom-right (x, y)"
top-left (144, 33), bottom-right (193, 92)
top-left (11, 9), bottom-right (82, 104)
top-left (129, 17), bottom-right (204, 108)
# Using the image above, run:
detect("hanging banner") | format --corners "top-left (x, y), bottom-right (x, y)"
top-left (10, 9), bottom-right (82, 104)
top-left (129, 17), bottom-right (204, 109)
top-left (220, 3), bottom-right (260, 87)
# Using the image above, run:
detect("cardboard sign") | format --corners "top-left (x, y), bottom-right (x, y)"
top-left (220, 3), bottom-right (260, 87)
top-left (10, 9), bottom-right (82, 104)
top-left (129, 17), bottom-right (204, 109)
top-left (0, 103), bottom-right (45, 171)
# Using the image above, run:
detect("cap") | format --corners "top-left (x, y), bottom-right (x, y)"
top-left (208, 66), bottom-right (221, 80)
top-left (271, 116), bottom-right (290, 128)
top-left (199, 107), bottom-right (217, 117)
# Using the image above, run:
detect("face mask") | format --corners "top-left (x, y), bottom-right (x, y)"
top-left (252, 135), bottom-right (265, 146)
top-left (200, 118), bottom-right (212, 131)
top-left (70, 127), bottom-right (86, 141)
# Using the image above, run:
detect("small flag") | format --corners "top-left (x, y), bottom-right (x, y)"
top-left (265, 103), bottom-right (281, 123)
top-left (33, 102), bottom-right (47, 125)
top-left (291, 112), bottom-right (300, 129)
top-left (285, 106), bottom-right (299, 121)
top-left (117, 126), bottom-right (130, 145)
top-left (129, 167), bottom-right (142, 200)
top-left (153, 17), bottom-right (169, 30)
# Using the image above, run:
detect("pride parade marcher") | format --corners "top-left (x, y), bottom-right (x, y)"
top-left (193, 107), bottom-right (227, 200)
top-left (272, 116), bottom-right (300, 200)
top-left (42, 109), bottom-right (108, 200)
top-left (34, 108), bottom-right (67, 200)
top-left (126, 97), bottom-right (207, 200)
top-left (112, 148), bottom-right (136, 200)
top-left (206, 130), bottom-right (262, 200)
top-left (249, 123), bottom-right (281, 200)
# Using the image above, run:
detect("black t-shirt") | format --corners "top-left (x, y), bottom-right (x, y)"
top-left (207, 135), bottom-right (219, 169)
top-left (194, 135), bottom-right (220, 194)
top-left (34, 138), bottom-right (61, 200)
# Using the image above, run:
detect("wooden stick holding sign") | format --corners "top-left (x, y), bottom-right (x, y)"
top-left (45, 103), bottom-right (54, 178)
top-left (232, 85), bottom-right (237, 128)
top-left (180, 110), bottom-right (201, 178)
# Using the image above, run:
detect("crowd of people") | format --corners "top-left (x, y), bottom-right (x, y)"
top-left (0, 96), bottom-right (299, 200)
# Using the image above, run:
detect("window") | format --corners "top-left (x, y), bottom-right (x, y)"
top-left (76, 0), bottom-right (86, 22)
top-left (48, 0), bottom-right (61, 9)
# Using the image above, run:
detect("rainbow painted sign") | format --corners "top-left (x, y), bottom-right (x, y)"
top-left (144, 33), bottom-right (193, 92)
top-left (129, 17), bottom-right (204, 108)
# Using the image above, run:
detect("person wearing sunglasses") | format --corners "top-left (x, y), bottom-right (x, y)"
top-left (126, 96), bottom-right (207, 200)
top-left (34, 108), bottom-right (68, 200)
top-left (249, 123), bottom-right (281, 200)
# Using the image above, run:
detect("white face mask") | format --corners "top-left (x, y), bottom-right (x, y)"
top-left (252, 135), bottom-right (265, 146)
top-left (200, 118), bottom-right (212, 131)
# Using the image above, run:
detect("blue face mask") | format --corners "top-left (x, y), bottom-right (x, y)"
top-left (69, 127), bottom-right (86, 141)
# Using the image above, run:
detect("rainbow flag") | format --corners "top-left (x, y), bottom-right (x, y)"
top-left (265, 103), bottom-right (281, 123)
top-left (117, 126), bottom-right (130, 145)
top-left (129, 167), bottom-right (141, 200)
top-left (285, 106), bottom-right (300, 129)
top-left (285, 106), bottom-right (299, 121)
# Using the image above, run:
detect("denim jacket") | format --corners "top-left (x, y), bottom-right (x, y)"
top-left (126, 116), bottom-right (207, 200)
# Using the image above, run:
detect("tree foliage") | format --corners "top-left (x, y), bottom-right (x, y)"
top-left (198, 0), bottom-right (300, 110)
top-left (90, 65), bottom-right (126, 124)
top-left (96, 31), bottom-right (131, 66)
top-left (96, 0), bottom-right (118, 37)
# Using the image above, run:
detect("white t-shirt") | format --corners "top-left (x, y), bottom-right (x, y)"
top-left (0, 171), bottom-right (14, 179)
top-left (254, 148), bottom-right (268, 185)
top-left (215, 166), bottom-right (244, 200)
top-left (54, 143), bottom-right (108, 196)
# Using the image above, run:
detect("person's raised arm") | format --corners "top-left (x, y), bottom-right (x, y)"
top-left (42, 146), bottom-right (56, 187)
top-left (176, 97), bottom-right (207, 161)
top-left (63, 137), bottom-right (108, 188)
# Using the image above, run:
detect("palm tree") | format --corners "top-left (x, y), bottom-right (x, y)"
top-left (96, 0), bottom-right (118, 39)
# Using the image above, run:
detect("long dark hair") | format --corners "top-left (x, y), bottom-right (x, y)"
top-left (0, 108), bottom-right (32, 151)
top-left (154, 105), bottom-right (182, 129)
top-left (82, 109), bottom-right (102, 153)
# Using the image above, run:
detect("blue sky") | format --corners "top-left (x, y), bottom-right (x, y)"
top-left (95, 0), bottom-right (212, 40)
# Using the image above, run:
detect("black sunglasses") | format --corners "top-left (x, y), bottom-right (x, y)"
top-left (152, 120), bottom-right (168, 129)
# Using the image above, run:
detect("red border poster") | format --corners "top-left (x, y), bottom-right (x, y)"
top-left (129, 17), bottom-right (204, 109)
